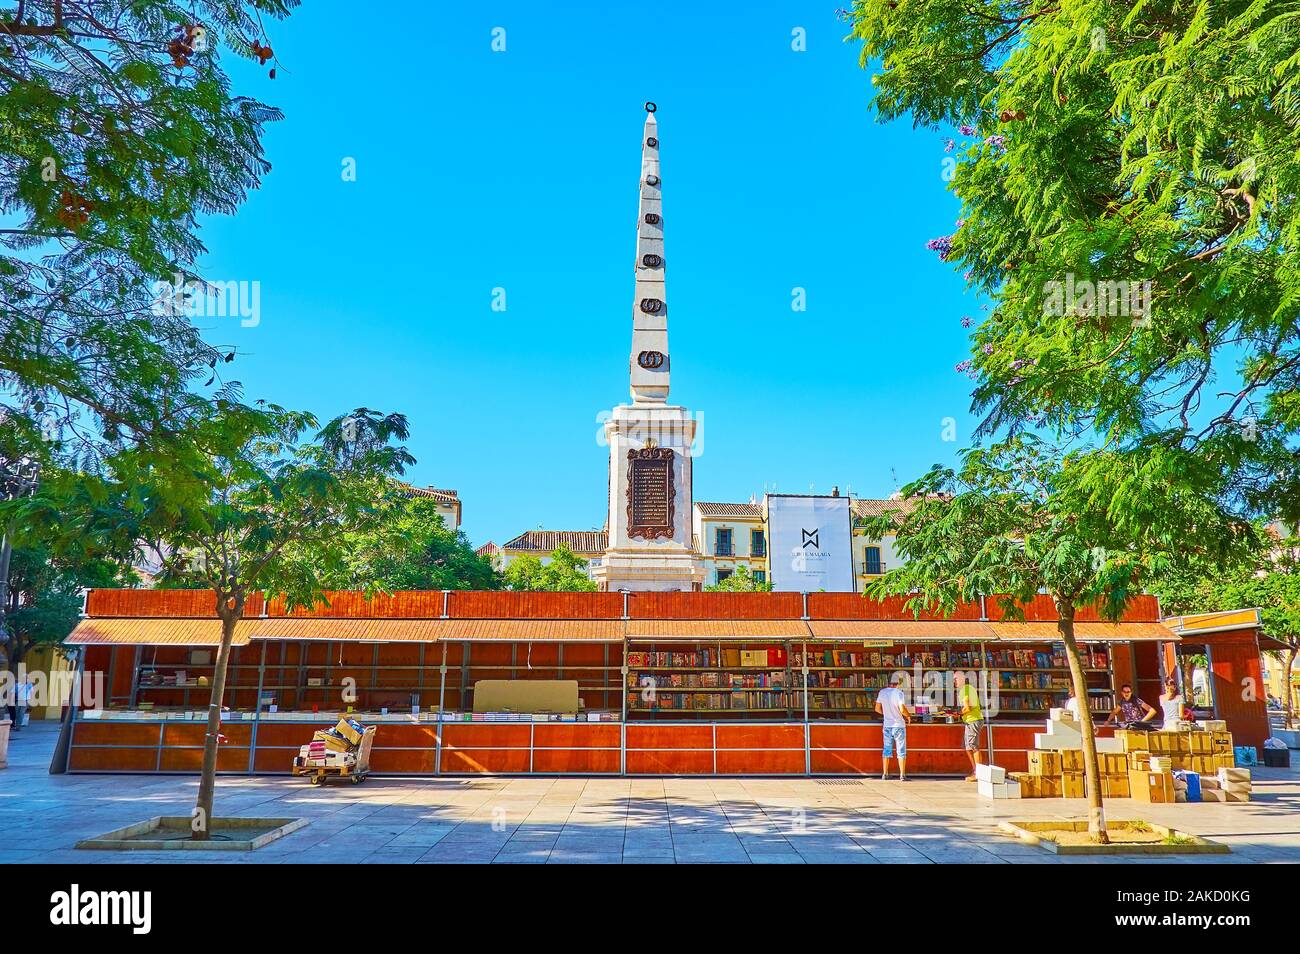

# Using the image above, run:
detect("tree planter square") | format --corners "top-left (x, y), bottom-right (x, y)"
top-left (999, 820), bottom-right (1229, 855)
top-left (76, 816), bottom-right (308, 851)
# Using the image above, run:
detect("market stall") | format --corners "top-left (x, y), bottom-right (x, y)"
top-left (57, 588), bottom-right (1266, 777)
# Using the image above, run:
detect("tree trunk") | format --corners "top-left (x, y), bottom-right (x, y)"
top-left (1285, 644), bottom-right (1298, 732)
top-left (1056, 599), bottom-right (1109, 844)
top-left (192, 599), bottom-right (240, 842)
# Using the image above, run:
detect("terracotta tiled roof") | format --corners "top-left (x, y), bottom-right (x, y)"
top-left (849, 497), bottom-right (917, 519)
top-left (695, 501), bottom-right (762, 517)
top-left (397, 483), bottom-right (460, 505)
top-left (499, 530), bottom-right (608, 554)
top-left (476, 541), bottom-right (499, 557)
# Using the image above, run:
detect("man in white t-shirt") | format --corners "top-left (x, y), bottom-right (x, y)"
top-left (875, 673), bottom-right (912, 781)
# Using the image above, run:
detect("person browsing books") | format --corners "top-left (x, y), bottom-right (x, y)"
top-left (1105, 684), bottom-right (1156, 729)
top-left (875, 672), bottom-right (912, 781)
top-left (954, 671), bottom-right (985, 781)
top-left (1159, 678), bottom-right (1185, 726)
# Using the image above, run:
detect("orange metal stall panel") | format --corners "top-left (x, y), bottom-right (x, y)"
top-left (69, 746), bottom-right (159, 772)
top-left (714, 724), bottom-right (804, 750)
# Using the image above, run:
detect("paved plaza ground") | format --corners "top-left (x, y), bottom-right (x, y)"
top-left (3, 722), bottom-right (1298, 864)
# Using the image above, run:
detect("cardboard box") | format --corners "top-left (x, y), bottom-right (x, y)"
top-left (1218, 767), bottom-right (1251, 783)
top-left (977, 779), bottom-right (1021, 799)
top-left (1197, 720), bottom-right (1227, 732)
top-left (1011, 774), bottom-right (1063, 798)
top-left (1102, 774), bottom-right (1131, 798)
top-left (312, 730), bottom-right (350, 752)
top-left (1215, 752), bottom-right (1237, 770)
top-left (1201, 788), bottom-right (1227, 802)
top-left (1149, 756), bottom-right (1173, 774)
top-left (1061, 749), bottom-right (1085, 772)
top-left (334, 718), bottom-right (364, 746)
top-left (1061, 773), bottom-right (1086, 799)
top-left (1225, 790), bottom-right (1251, 803)
top-left (1128, 770), bottom-right (1176, 803)
top-left (1028, 751), bottom-right (1063, 776)
top-left (1128, 750), bottom-right (1151, 771)
top-left (1117, 728), bottom-right (1150, 752)
top-left (1101, 753), bottom-right (1128, 774)
top-left (1190, 754), bottom-right (1216, 774)
top-left (975, 763), bottom-right (1007, 784)
top-left (1189, 732), bottom-right (1213, 754)
top-left (1211, 731), bottom-right (1234, 751)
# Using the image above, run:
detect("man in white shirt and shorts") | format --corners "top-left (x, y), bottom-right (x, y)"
top-left (875, 672), bottom-right (912, 781)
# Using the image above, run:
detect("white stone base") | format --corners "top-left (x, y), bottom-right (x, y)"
top-left (591, 547), bottom-right (706, 592)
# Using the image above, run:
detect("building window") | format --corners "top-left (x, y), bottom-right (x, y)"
top-left (716, 568), bottom-right (733, 584)
top-left (753, 570), bottom-right (766, 585)
top-left (715, 528), bottom-right (733, 556)
top-left (864, 546), bottom-right (882, 575)
top-left (750, 529), bottom-right (765, 557)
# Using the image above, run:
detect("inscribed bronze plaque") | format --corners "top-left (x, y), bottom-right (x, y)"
top-left (627, 447), bottom-right (674, 539)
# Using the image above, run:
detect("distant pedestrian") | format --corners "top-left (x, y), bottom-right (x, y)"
top-left (876, 672), bottom-right (911, 781)
top-left (14, 675), bottom-right (32, 730)
top-left (955, 671), bottom-right (985, 781)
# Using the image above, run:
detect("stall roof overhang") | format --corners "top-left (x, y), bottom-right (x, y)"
top-left (627, 620), bottom-right (810, 640)
top-left (66, 618), bottom-right (244, 647)
top-left (66, 616), bottom-right (1179, 646)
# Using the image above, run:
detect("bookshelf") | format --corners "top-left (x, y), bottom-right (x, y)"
top-left (626, 639), bottom-right (1116, 721)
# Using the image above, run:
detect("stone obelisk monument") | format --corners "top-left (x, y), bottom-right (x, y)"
top-left (591, 103), bottom-right (705, 592)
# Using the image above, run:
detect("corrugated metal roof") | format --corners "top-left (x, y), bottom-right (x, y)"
top-left (241, 618), bottom-right (450, 642)
top-left (990, 621), bottom-right (1178, 642)
top-left (626, 619), bottom-right (811, 639)
top-left (65, 618), bottom-right (247, 647)
top-left (439, 619), bottom-right (624, 641)
top-left (808, 620), bottom-right (997, 640)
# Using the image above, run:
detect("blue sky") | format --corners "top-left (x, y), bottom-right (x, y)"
top-left (198, 2), bottom-right (977, 546)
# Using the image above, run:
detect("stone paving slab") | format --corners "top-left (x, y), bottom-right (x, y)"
top-left (3, 722), bottom-right (1298, 864)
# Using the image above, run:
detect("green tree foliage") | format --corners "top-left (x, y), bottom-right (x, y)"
top-left (1153, 529), bottom-right (1300, 728)
top-left (2, 529), bottom-right (133, 675)
top-left (705, 564), bottom-right (772, 592)
top-left (1, 2), bottom-right (298, 454)
top-left (321, 495), bottom-right (502, 592)
top-left (860, 435), bottom-right (1250, 842)
top-left (503, 544), bottom-right (598, 592)
top-left (20, 401), bottom-right (412, 839)
top-left (846, 1), bottom-right (1300, 518)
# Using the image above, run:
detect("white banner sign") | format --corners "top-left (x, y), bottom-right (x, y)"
top-left (766, 495), bottom-right (855, 592)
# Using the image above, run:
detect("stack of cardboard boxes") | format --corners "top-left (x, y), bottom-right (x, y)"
top-left (1200, 767), bottom-right (1252, 803)
top-left (296, 717), bottom-right (367, 771)
top-left (1013, 748), bottom-right (1132, 798)
top-left (976, 762), bottom-right (1022, 798)
top-left (1010, 714), bottom-right (1241, 803)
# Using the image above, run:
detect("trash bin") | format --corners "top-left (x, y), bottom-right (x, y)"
top-left (1263, 747), bottom-right (1290, 768)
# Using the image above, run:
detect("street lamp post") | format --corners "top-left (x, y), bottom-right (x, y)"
top-left (0, 456), bottom-right (43, 671)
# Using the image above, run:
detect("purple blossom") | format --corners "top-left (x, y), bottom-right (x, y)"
top-left (984, 134), bottom-right (1007, 151)
top-left (943, 138), bottom-right (955, 153)
top-left (956, 218), bottom-right (966, 229)
top-left (1009, 359), bottom-right (1029, 371)
top-left (982, 343), bottom-right (994, 355)
top-left (963, 269), bottom-right (974, 282)
top-left (959, 124), bottom-right (976, 136)
top-left (926, 235), bottom-right (954, 260)
top-left (954, 360), bottom-right (972, 373)
top-left (960, 315), bottom-right (973, 328)
top-left (1008, 376), bottom-right (1024, 386)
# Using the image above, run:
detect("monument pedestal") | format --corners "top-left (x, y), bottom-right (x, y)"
top-left (591, 403), bottom-right (704, 593)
